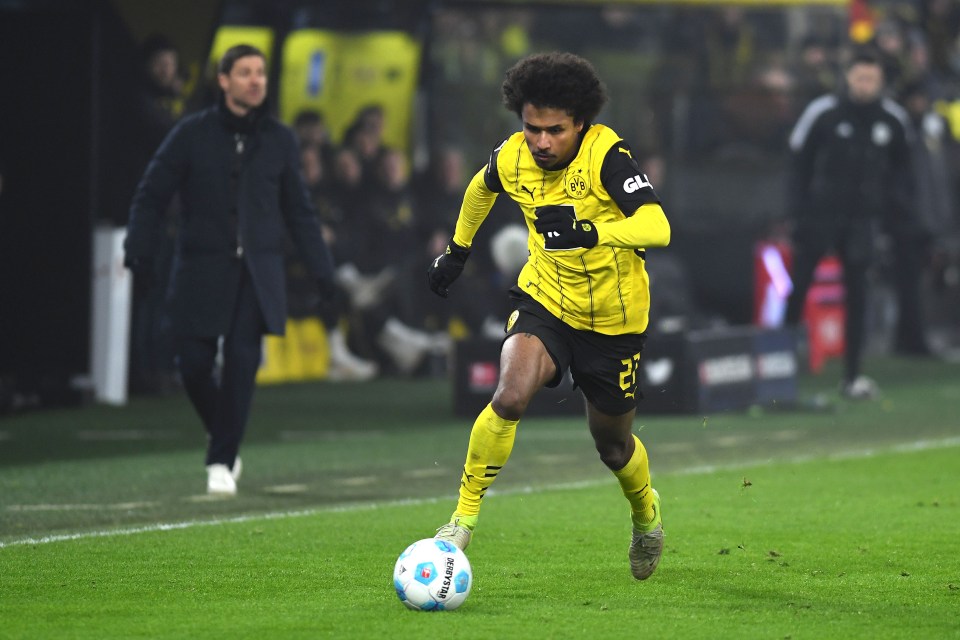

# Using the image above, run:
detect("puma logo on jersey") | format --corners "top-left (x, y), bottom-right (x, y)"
top-left (617, 146), bottom-right (633, 159)
top-left (520, 185), bottom-right (536, 199)
top-left (623, 174), bottom-right (651, 194)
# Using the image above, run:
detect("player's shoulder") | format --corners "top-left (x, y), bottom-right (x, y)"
top-left (496, 131), bottom-right (526, 157)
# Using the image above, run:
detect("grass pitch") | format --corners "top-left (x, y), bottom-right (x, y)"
top-left (1, 355), bottom-right (959, 638)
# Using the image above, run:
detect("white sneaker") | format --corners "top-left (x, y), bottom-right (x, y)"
top-left (327, 328), bottom-right (378, 382)
top-left (336, 264), bottom-right (397, 311)
top-left (841, 375), bottom-right (880, 400)
top-left (231, 457), bottom-right (242, 483)
top-left (207, 463), bottom-right (237, 495)
top-left (377, 318), bottom-right (431, 374)
top-left (352, 267), bottom-right (397, 310)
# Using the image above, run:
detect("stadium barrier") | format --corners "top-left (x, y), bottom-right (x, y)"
top-left (452, 326), bottom-right (798, 417)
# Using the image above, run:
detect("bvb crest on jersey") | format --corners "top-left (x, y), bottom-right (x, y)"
top-left (564, 167), bottom-right (589, 199)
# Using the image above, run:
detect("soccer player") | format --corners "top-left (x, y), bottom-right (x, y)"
top-left (427, 52), bottom-right (671, 580)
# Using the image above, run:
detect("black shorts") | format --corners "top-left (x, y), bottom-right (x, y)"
top-left (503, 288), bottom-right (647, 416)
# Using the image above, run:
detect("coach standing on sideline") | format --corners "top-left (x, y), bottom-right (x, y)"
top-left (124, 44), bottom-right (336, 495)
top-left (785, 48), bottom-right (916, 400)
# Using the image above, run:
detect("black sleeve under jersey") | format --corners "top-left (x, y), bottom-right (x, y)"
top-left (599, 141), bottom-right (660, 216)
top-left (482, 138), bottom-right (507, 193)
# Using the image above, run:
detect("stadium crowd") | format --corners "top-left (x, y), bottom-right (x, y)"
top-left (126, 2), bottom-right (960, 396)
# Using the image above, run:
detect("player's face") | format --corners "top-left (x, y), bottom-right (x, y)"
top-left (521, 104), bottom-right (584, 170)
top-left (218, 55), bottom-right (267, 115)
top-left (846, 62), bottom-right (884, 104)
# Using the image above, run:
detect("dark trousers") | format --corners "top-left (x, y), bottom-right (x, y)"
top-left (893, 234), bottom-right (930, 353)
top-left (175, 266), bottom-right (265, 467)
top-left (785, 239), bottom-right (869, 384)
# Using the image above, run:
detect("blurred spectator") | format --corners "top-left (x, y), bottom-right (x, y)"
top-left (291, 142), bottom-right (378, 382)
top-left (920, 0), bottom-right (960, 78)
top-left (293, 108), bottom-right (336, 173)
top-left (127, 34), bottom-right (184, 396)
top-left (792, 36), bottom-right (839, 109)
top-left (342, 104), bottom-right (389, 189)
top-left (701, 7), bottom-right (757, 89)
top-left (719, 61), bottom-right (797, 157)
top-left (327, 141), bottom-right (448, 375)
top-left (784, 48), bottom-right (916, 399)
top-left (872, 19), bottom-right (909, 95)
top-left (891, 79), bottom-right (959, 355)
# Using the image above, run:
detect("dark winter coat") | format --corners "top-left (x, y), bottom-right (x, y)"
top-left (125, 100), bottom-right (334, 337)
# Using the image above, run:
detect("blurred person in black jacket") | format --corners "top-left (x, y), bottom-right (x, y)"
top-left (785, 48), bottom-right (917, 399)
top-left (125, 45), bottom-right (336, 495)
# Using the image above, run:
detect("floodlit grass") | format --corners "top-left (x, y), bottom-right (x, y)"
top-left (1, 445), bottom-right (958, 639)
top-left (1, 355), bottom-right (959, 638)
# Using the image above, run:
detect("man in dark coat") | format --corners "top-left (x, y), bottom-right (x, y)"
top-left (125, 44), bottom-right (336, 495)
top-left (785, 48), bottom-right (916, 399)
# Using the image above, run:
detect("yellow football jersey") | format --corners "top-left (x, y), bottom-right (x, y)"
top-left (488, 124), bottom-right (662, 335)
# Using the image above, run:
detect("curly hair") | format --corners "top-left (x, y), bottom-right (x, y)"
top-left (501, 52), bottom-right (608, 125)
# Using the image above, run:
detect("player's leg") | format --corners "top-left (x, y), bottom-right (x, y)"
top-left (586, 401), bottom-right (662, 580)
top-left (574, 329), bottom-right (662, 579)
top-left (587, 404), bottom-right (655, 524)
top-left (436, 331), bottom-right (556, 549)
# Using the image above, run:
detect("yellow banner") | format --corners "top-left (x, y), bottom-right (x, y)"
top-left (208, 26), bottom-right (275, 74)
top-left (280, 29), bottom-right (421, 152)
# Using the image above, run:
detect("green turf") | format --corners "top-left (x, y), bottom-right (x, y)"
top-left (0, 355), bottom-right (958, 637)
top-left (1, 446), bottom-right (957, 639)
top-left (1, 355), bottom-right (958, 541)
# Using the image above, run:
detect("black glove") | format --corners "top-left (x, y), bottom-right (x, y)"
top-left (427, 240), bottom-right (470, 298)
top-left (533, 205), bottom-right (599, 250)
top-left (124, 256), bottom-right (155, 289)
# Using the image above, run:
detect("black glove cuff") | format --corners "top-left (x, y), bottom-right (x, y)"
top-left (446, 239), bottom-right (471, 262)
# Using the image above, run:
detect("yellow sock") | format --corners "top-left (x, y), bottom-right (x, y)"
top-left (613, 435), bottom-right (656, 529)
top-left (454, 403), bottom-right (518, 519)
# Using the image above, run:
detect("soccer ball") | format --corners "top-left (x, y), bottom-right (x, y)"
top-left (393, 538), bottom-right (473, 611)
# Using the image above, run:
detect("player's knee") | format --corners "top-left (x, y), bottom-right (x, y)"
top-left (491, 387), bottom-right (529, 421)
top-left (594, 439), bottom-right (630, 471)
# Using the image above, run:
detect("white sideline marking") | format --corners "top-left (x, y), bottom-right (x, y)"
top-left (263, 484), bottom-right (309, 494)
top-left (77, 430), bottom-right (177, 441)
top-left (2, 437), bottom-right (958, 550)
top-left (403, 468), bottom-right (449, 479)
top-left (7, 502), bottom-right (158, 512)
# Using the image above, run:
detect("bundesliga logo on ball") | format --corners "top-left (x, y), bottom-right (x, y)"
top-left (393, 538), bottom-right (473, 611)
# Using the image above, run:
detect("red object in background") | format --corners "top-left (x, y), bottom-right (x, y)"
top-left (803, 256), bottom-right (846, 373)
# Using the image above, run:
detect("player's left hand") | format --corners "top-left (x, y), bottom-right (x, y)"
top-left (534, 205), bottom-right (598, 250)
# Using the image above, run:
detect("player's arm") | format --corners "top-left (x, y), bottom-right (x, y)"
top-left (428, 141), bottom-right (503, 297)
top-left (596, 203), bottom-right (670, 248)
top-left (451, 167), bottom-right (499, 248)
top-left (534, 141), bottom-right (669, 250)
top-left (597, 141), bottom-right (669, 248)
